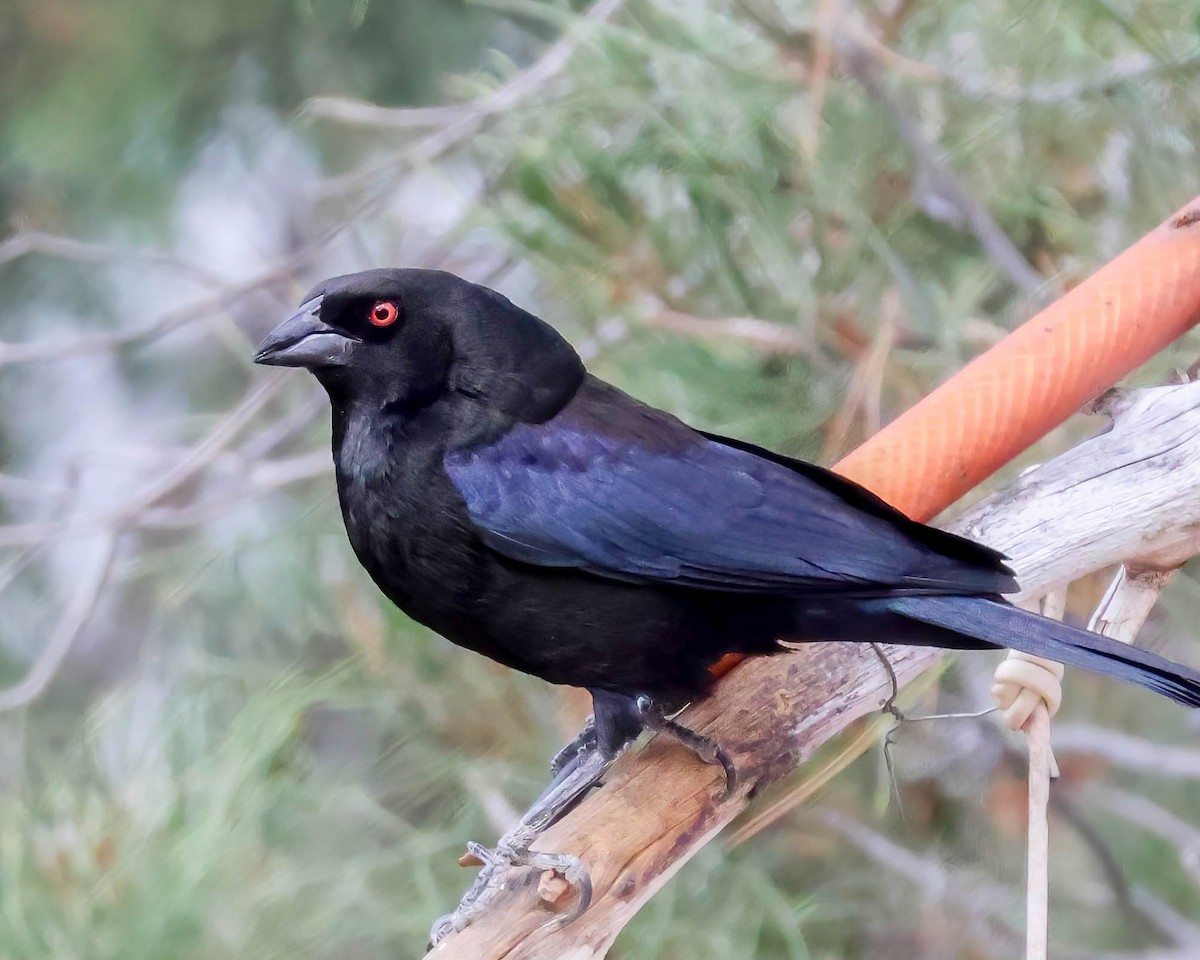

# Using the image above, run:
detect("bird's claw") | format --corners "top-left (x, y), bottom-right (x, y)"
top-left (428, 839), bottom-right (523, 948)
top-left (427, 912), bottom-right (459, 949)
top-left (635, 695), bottom-right (738, 797)
top-left (428, 839), bottom-right (592, 948)
top-left (711, 744), bottom-right (739, 799)
top-left (532, 850), bottom-right (592, 916)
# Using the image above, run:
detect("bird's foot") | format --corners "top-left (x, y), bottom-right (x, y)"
top-left (635, 695), bottom-right (737, 797)
top-left (428, 839), bottom-right (592, 947)
top-left (428, 743), bottom-right (615, 946)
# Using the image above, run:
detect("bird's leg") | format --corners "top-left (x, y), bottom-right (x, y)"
top-left (430, 690), bottom-right (723, 944)
top-left (635, 695), bottom-right (737, 797)
top-left (548, 712), bottom-right (596, 779)
top-left (429, 729), bottom-right (623, 946)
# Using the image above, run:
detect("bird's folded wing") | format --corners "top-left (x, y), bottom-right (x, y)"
top-left (444, 420), bottom-right (1014, 598)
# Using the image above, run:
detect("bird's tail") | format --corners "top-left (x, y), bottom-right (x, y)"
top-left (883, 595), bottom-right (1200, 708)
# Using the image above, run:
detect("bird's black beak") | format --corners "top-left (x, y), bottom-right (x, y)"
top-left (253, 296), bottom-right (358, 368)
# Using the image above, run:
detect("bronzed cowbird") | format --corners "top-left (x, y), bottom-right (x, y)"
top-left (255, 268), bottom-right (1200, 930)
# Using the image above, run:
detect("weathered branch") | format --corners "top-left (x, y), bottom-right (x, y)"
top-left (305, 0), bottom-right (623, 169)
top-left (427, 378), bottom-right (1200, 959)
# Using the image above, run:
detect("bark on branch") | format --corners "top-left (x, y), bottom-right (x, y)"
top-left (426, 379), bottom-right (1200, 959)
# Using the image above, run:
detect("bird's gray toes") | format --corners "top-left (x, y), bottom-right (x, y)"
top-left (527, 849), bottom-right (593, 925)
top-left (428, 840), bottom-right (594, 946)
top-left (713, 744), bottom-right (738, 798)
top-left (635, 696), bottom-right (738, 796)
top-left (427, 911), bottom-right (460, 948)
top-left (427, 840), bottom-right (513, 946)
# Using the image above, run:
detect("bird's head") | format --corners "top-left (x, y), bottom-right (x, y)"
top-left (254, 268), bottom-right (584, 422)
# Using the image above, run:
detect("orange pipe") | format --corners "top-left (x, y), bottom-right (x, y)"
top-left (711, 195), bottom-right (1200, 678)
top-left (837, 197), bottom-right (1200, 519)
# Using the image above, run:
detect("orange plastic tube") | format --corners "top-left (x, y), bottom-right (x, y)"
top-left (836, 197), bottom-right (1200, 519)
top-left (711, 195), bottom-right (1200, 679)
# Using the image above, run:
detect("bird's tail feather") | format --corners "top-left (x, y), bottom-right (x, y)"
top-left (884, 595), bottom-right (1200, 708)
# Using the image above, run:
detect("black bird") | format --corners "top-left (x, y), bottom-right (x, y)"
top-left (255, 267), bottom-right (1200, 771)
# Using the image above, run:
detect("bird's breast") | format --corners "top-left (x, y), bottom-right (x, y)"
top-left (338, 461), bottom-right (479, 590)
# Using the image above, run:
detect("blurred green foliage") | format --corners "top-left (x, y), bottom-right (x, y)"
top-left (3, 1), bottom-right (1200, 958)
top-left (1, 0), bottom-right (497, 227)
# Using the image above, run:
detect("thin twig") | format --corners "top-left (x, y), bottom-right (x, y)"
top-left (0, 230), bottom-right (227, 287)
top-left (308, 0), bottom-right (624, 220)
top-left (306, 0), bottom-right (623, 136)
top-left (0, 378), bottom-right (285, 547)
top-left (136, 450), bottom-right (333, 529)
top-left (838, 44), bottom-right (1046, 297)
top-left (649, 306), bottom-right (813, 356)
top-left (816, 808), bottom-right (1019, 959)
top-left (0, 261), bottom-right (292, 368)
top-left (1090, 787), bottom-right (1200, 889)
top-left (738, 0), bottom-right (1046, 295)
top-left (0, 531), bottom-right (118, 713)
top-left (1052, 727), bottom-right (1200, 781)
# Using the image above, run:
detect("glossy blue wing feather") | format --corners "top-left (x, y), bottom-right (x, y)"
top-left (444, 412), bottom-right (1011, 597)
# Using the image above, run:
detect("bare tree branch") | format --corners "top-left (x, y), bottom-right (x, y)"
top-left (1091, 786), bottom-right (1200, 889)
top-left (0, 531), bottom-right (118, 713)
top-left (738, 0), bottom-right (1049, 296)
top-left (815, 808), bottom-right (1020, 959)
top-left (0, 230), bottom-right (228, 286)
top-left (648, 306), bottom-right (813, 356)
top-left (0, 263), bottom-right (293, 368)
top-left (1054, 726), bottom-right (1200, 782)
top-left (0, 378), bottom-right (286, 547)
top-left (305, 0), bottom-right (624, 159)
top-left (426, 377), bottom-right (1200, 959)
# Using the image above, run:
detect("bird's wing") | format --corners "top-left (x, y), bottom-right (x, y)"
top-left (444, 385), bottom-right (1015, 598)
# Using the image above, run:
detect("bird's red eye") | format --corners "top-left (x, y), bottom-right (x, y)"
top-left (369, 301), bottom-right (399, 327)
